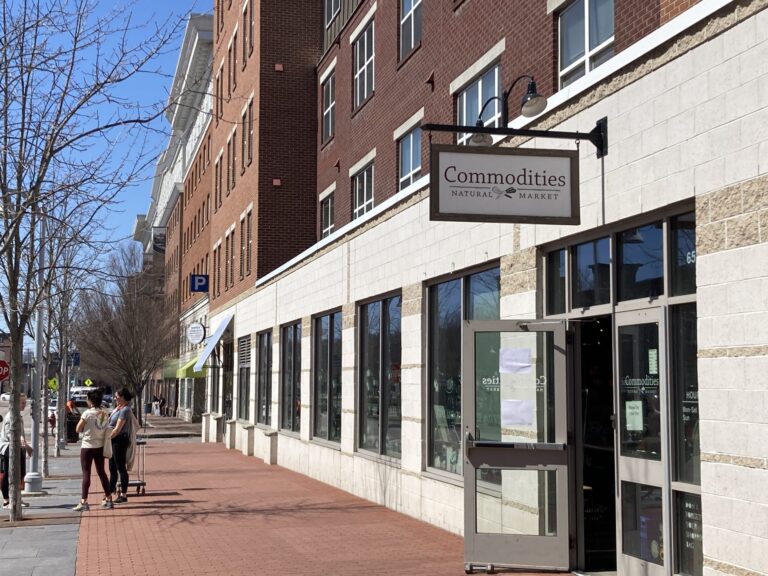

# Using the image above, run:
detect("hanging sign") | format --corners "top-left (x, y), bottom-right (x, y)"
top-left (430, 144), bottom-right (580, 224)
top-left (187, 322), bottom-right (206, 345)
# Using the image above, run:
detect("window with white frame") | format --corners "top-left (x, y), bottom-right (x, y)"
top-left (400, 0), bottom-right (422, 59)
top-left (325, 0), bottom-right (340, 27)
top-left (353, 21), bottom-right (374, 109)
top-left (320, 194), bottom-right (334, 238)
top-left (352, 164), bottom-right (374, 219)
top-left (322, 72), bottom-right (335, 143)
top-left (559, 0), bottom-right (614, 88)
top-left (456, 64), bottom-right (500, 145)
top-left (398, 127), bottom-right (421, 190)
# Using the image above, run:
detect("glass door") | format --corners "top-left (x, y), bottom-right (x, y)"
top-left (614, 309), bottom-right (668, 576)
top-left (462, 320), bottom-right (572, 573)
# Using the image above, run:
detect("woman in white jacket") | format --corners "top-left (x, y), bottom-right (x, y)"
top-left (72, 389), bottom-right (113, 512)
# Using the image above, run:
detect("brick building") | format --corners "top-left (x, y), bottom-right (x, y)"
top-left (149, 1), bottom-right (768, 575)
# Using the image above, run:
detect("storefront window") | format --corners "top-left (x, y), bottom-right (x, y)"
top-left (671, 304), bottom-right (699, 484)
top-left (547, 249), bottom-right (566, 314)
top-left (621, 482), bottom-right (664, 565)
top-left (257, 331), bottom-right (271, 425)
top-left (359, 295), bottom-right (402, 457)
top-left (572, 237), bottom-right (610, 308)
top-left (618, 323), bottom-right (661, 461)
top-left (429, 267), bottom-right (499, 474)
top-left (313, 311), bottom-right (342, 442)
top-left (281, 322), bottom-right (301, 432)
top-left (618, 222), bottom-right (663, 301)
top-left (671, 213), bottom-right (696, 295)
top-left (237, 336), bottom-right (251, 421)
top-left (675, 492), bottom-right (703, 576)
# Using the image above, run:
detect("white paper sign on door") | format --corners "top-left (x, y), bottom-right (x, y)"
top-left (500, 347), bottom-right (532, 374)
top-left (625, 400), bottom-right (644, 431)
top-left (501, 399), bottom-right (534, 426)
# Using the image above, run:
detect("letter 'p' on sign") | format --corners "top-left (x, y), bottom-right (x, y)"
top-left (190, 274), bottom-right (209, 293)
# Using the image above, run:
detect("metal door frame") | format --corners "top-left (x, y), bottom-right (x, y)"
top-left (462, 319), bottom-right (573, 573)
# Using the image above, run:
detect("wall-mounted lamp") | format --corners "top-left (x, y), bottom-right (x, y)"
top-left (470, 75), bottom-right (548, 146)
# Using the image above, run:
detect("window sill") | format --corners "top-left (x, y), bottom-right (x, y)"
top-left (355, 448), bottom-right (402, 468)
top-left (278, 429), bottom-right (301, 440)
top-left (397, 42), bottom-right (422, 71)
top-left (310, 437), bottom-right (342, 451)
top-left (320, 136), bottom-right (334, 152)
top-left (351, 92), bottom-right (374, 120)
top-left (453, 0), bottom-right (468, 10)
top-left (422, 467), bottom-right (463, 488)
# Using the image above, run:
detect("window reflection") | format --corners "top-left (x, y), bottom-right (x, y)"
top-left (572, 237), bottom-right (610, 308)
top-left (621, 482), bottom-right (663, 565)
top-left (314, 312), bottom-right (342, 442)
top-left (671, 213), bottom-right (696, 295)
top-left (618, 222), bottom-right (663, 301)
top-left (547, 249), bottom-right (566, 314)
top-left (672, 304), bottom-right (699, 484)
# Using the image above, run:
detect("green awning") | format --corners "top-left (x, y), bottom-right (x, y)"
top-left (162, 359), bottom-right (178, 380)
top-left (177, 357), bottom-right (206, 379)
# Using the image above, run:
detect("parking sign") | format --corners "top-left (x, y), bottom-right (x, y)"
top-left (190, 274), bottom-right (209, 293)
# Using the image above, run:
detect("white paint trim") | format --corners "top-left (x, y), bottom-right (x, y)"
top-left (449, 38), bottom-right (505, 95)
top-left (319, 57), bottom-right (337, 84)
top-left (256, 174), bottom-right (429, 289)
top-left (319, 182), bottom-right (336, 201)
top-left (349, 2), bottom-right (377, 44)
top-left (348, 147), bottom-right (376, 177)
top-left (511, 0), bottom-right (736, 128)
top-left (213, 239), bottom-right (222, 250)
top-left (246, 202), bottom-right (253, 213)
top-left (547, 0), bottom-right (569, 14)
top-left (393, 108), bottom-right (425, 141)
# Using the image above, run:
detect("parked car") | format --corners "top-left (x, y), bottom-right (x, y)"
top-left (0, 392), bottom-right (10, 402)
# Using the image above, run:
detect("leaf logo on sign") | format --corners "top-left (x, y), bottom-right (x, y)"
top-left (491, 186), bottom-right (516, 200)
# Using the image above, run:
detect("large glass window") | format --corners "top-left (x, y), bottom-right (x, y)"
top-left (352, 163), bottom-right (374, 219)
top-left (322, 72), bottom-right (335, 143)
top-left (314, 311), bottom-right (342, 442)
top-left (399, 127), bottom-right (421, 190)
top-left (618, 222), bottom-right (664, 301)
top-left (321, 194), bottom-right (334, 238)
top-left (281, 322), bottom-right (301, 433)
top-left (457, 65), bottom-right (500, 146)
top-left (400, 0), bottom-right (422, 60)
top-left (237, 336), bottom-right (251, 421)
top-left (671, 304), bottom-right (699, 484)
top-left (621, 482), bottom-right (663, 565)
top-left (618, 323), bottom-right (661, 461)
top-left (353, 22), bottom-right (374, 109)
top-left (359, 295), bottom-right (402, 457)
top-left (547, 249), bottom-right (566, 315)
top-left (559, 0), bottom-right (614, 87)
top-left (324, 0), bottom-right (340, 27)
top-left (256, 331), bottom-right (272, 425)
top-left (572, 237), bottom-right (610, 308)
top-left (671, 212), bottom-right (696, 295)
top-left (429, 267), bottom-right (500, 474)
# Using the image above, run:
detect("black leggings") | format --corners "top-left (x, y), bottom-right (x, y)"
top-left (80, 447), bottom-right (110, 501)
top-left (109, 435), bottom-right (130, 495)
top-left (1, 451), bottom-right (26, 501)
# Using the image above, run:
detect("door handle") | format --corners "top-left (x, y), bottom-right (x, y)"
top-left (464, 430), bottom-right (474, 460)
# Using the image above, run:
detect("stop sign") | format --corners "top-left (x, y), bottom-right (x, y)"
top-left (0, 360), bottom-right (9, 381)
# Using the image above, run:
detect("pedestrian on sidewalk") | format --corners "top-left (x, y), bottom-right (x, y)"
top-left (108, 387), bottom-right (135, 504)
top-left (73, 389), bottom-right (112, 512)
top-left (0, 394), bottom-right (33, 509)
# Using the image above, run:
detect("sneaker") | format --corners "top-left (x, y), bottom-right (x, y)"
top-left (114, 495), bottom-right (128, 504)
top-left (72, 501), bottom-right (89, 512)
top-left (20, 501), bottom-right (29, 508)
top-left (1, 502), bottom-right (8, 510)
top-left (101, 500), bottom-right (113, 510)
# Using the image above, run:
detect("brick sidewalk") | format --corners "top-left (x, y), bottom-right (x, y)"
top-left (76, 439), bottom-right (468, 576)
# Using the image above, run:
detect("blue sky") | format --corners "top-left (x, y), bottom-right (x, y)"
top-left (108, 0), bottom-right (208, 241)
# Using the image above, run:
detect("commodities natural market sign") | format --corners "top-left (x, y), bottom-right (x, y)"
top-left (430, 144), bottom-right (580, 225)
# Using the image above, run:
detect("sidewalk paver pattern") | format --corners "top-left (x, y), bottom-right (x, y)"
top-left (77, 440), bottom-right (468, 576)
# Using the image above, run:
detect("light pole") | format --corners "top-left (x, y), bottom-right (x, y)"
top-left (24, 206), bottom-right (46, 494)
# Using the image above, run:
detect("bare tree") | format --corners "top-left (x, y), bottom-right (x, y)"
top-left (74, 243), bottom-right (173, 425)
top-left (0, 0), bottom-right (185, 520)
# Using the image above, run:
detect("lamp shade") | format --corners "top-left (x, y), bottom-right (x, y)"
top-left (520, 80), bottom-right (547, 117)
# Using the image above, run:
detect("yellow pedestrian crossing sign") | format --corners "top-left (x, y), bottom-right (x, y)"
top-left (48, 377), bottom-right (58, 391)
top-left (84, 378), bottom-right (93, 387)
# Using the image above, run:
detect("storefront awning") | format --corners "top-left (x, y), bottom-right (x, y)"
top-left (162, 359), bottom-right (179, 380)
top-left (177, 357), bottom-right (206, 379)
top-left (193, 311), bottom-right (235, 373)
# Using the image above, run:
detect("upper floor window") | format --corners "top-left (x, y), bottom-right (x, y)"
top-left (322, 72), bottom-right (335, 143)
top-left (320, 194), bottom-right (334, 238)
top-left (456, 64), bottom-right (499, 145)
top-left (559, 0), bottom-right (614, 88)
top-left (352, 163), bottom-right (374, 219)
top-left (398, 127), bottom-right (421, 190)
top-left (400, 0), bottom-right (422, 60)
top-left (325, 0), bottom-right (340, 27)
top-left (353, 22), bottom-right (375, 109)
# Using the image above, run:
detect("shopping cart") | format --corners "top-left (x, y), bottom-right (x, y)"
top-left (128, 437), bottom-right (147, 495)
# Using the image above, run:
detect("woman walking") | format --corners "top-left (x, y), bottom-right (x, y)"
top-left (109, 387), bottom-right (134, 503)
top-left (73, 389), bottom-right (112, 512)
